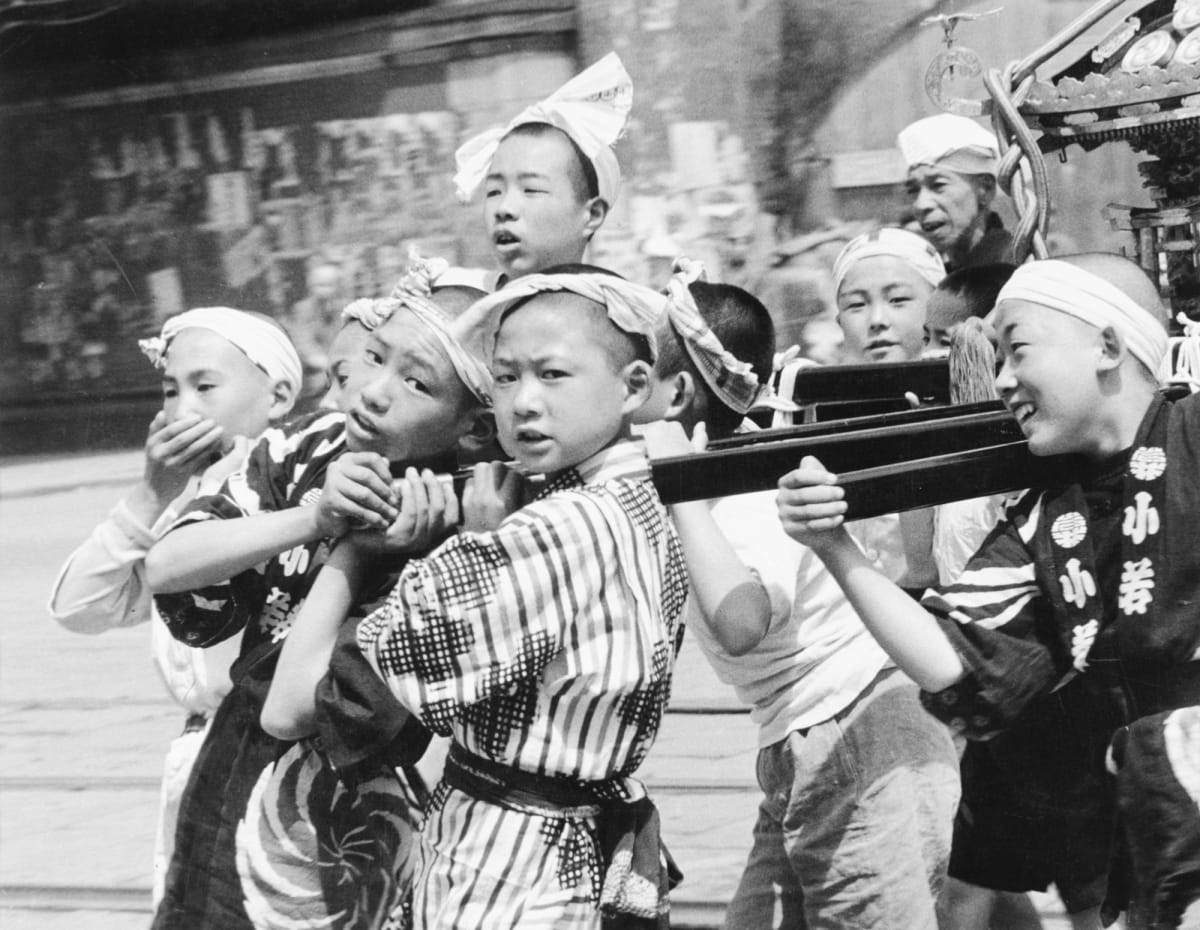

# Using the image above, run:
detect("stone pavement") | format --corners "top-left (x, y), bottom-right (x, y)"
top-left (0, 451), bottom-right (1072, 929)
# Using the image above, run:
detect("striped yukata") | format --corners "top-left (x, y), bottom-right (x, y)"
top-left (358, 440), bottom-right (689, 930)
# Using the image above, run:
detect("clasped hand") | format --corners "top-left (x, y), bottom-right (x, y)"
top-left (776, 455), bottom-right (852, 550)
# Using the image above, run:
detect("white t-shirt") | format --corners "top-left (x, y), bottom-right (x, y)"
top-left (685, 490), bottom-right (892, 748)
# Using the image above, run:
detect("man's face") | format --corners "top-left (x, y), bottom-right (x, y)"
top-left (341, 307), bottom-right (473, 463)
top-left (484, 130), bottom-right (596, 278)
top-left (836, 256), bottom-right (932, 363)
top-left (992, 300), bottom-right (1106, 457)
top-left (161, 327), bottom-right (276, 449)
top-left (492, 295), bottom-right (638, 474)
top-left (904, 166), bottom-right (985, 257)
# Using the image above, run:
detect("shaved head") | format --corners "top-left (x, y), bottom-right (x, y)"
top-left (1057, 252), bottom-right (1169, 331)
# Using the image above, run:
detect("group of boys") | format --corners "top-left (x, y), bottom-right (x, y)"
top-left (49, 53), bottom-right (1200, 930)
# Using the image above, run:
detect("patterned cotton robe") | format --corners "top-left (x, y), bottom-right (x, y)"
top-left (916, 392), bottom-right (1200, 926)
top-left (153, 410), bottom-right (429, 930)
top-left (358, 441), bottom-right (689, 930)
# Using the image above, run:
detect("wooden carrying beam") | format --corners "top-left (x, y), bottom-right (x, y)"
top-left (788, 358), bottom-right (950, 405)
top-left (650, 405), bottom-right (1068, 519)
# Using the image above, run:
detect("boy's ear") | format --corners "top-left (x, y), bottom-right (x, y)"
top-left (620, 359), bottom-right (654, 416)
top-left (269, 379), bottom-right (298, 421)
top-left (582, 197), bottom-right (609, 241)
top-left (1097, 325), bottom-right (1125, 372)
top-left (663, 371), bottom-right (698, 421)
top-left (456, 409), bottom-right (498, 457)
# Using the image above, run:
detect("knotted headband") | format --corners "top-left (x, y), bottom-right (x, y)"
top-left (340, 253), bottom-right (493, 405)
top-left (832, 227), bottom-right (947, 298)
top-left (452, 52), bottom-right (632, 206)
top-left (665, 258), bottom-right (763, 414)
top-left (454, 271), bottom-right (668, 363)
top-left (139, 307), bottom-right (303, 393)
top-left (990, 259), bottom-right (1169, 377)
top-left (897, 113), bottom-right (999, 177)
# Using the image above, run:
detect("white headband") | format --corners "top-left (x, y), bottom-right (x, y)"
top-left (665, 258), bottom-right (763, 414)
top-left (453, 271), bottom-right (668, 363)
top-left (832, 228), bottom-right (947, 298)
top-left (898, 113), bottom-right (999, 176)
top-left (139, 307), bottom-right (303, 392)
top-left (452, 52), bottom-right (632, 207)
top-left (990, 259), bottom-right (1169, 376)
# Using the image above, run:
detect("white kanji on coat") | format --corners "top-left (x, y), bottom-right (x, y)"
top-left (261, 585), bottom-right (296, 641)
top-left (1071, 619), bottom-right (1099, 671)
top-left (1119, 557), bottom-right (1156, 616)
top-left (1059, 557), bottom-right (1097, 609)
top-left (1122, 491), bottom-right (1160, 546)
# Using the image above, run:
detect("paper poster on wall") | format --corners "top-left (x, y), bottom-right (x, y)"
top-left (147, 267), bottom-right (186, 323)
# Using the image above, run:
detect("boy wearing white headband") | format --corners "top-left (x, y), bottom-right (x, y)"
top-left (143, 265), bottom-right (496, 930)
top-left (340, 266), bottom-right (687, 929)
top-left (777, 252), bottom-right (1200, 928)
top-left (898, 113), bottom-right (1013, 271)
top-left (454, 53), bottom-right (631, 280)
top-left (639, 263), bottom-right (958, 929)
top-left (48, 307), bottom-right (301, 907)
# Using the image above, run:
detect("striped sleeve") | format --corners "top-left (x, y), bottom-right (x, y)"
top-left (153, 417), bottom-right (330, 647)
top-left (357, 491), bottom-right (609, 736)
top-left (919, 491), bottom-right (1059, 738)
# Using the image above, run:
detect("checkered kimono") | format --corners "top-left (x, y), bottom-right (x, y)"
top-left (358, 440), bottom-right (689, 929)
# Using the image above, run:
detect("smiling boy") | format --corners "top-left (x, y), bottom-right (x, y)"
top-left (144, 269), bottom-right (495, 930)
top-left (453, 53), bottom-right (631, 281)
top-left (776, 253), bottom-right (1200, 928)
top-left (353, 268), bottom-right (688, 929)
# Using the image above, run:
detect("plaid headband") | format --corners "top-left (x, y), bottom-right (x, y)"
top-left (665, 258), bottom-right (763, 414)
top-left (340, 255), bottom-right (493, 405)
top-left (453, 271), bottom-right (668, 362)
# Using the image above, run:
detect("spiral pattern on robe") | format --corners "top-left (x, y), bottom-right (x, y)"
top-left (236, 743), bottom-right (424, 930)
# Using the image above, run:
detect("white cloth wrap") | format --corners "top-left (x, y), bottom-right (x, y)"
top-left (665, 258), bottom-right (763, 415)
top-left (454, 272), bottom-right (668, 363)
top-left (897, 113), bottom-right (999, 177)
top-left (139, 307), bottom-right (303, 392)
top-left (452, 52), bottom-right (632, 206)
top-left (832, 228), bottom-right (947, 298)
top-left (990, 259), bottom-right (1169, 377)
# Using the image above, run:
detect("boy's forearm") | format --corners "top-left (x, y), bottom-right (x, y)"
top-left (670, 501), bottom-right (771, 655)
top-left (815, 532), bottom-right (966, 692)
top-left (146, 506), bottom-right (323, 593)
top-left (261, 544), bottom-right (365, 740)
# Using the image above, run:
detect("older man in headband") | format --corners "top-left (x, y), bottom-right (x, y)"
top-left (899, 113), bottom-right (1013, 270)
top-left (454, 53), bottom-right (632, 281)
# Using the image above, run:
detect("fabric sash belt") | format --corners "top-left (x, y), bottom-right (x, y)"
top-left (443, 744), bottom-right (682, 929)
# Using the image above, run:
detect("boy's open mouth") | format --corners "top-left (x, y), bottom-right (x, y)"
top-left (1010, 401), bottom-right (1036, 426)
top-left (493, 229), bottom-right (520, 247)
top-left (515, 427), bottom-right (549, 444)
top-left (348, 409), bottom-right (379, 437)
